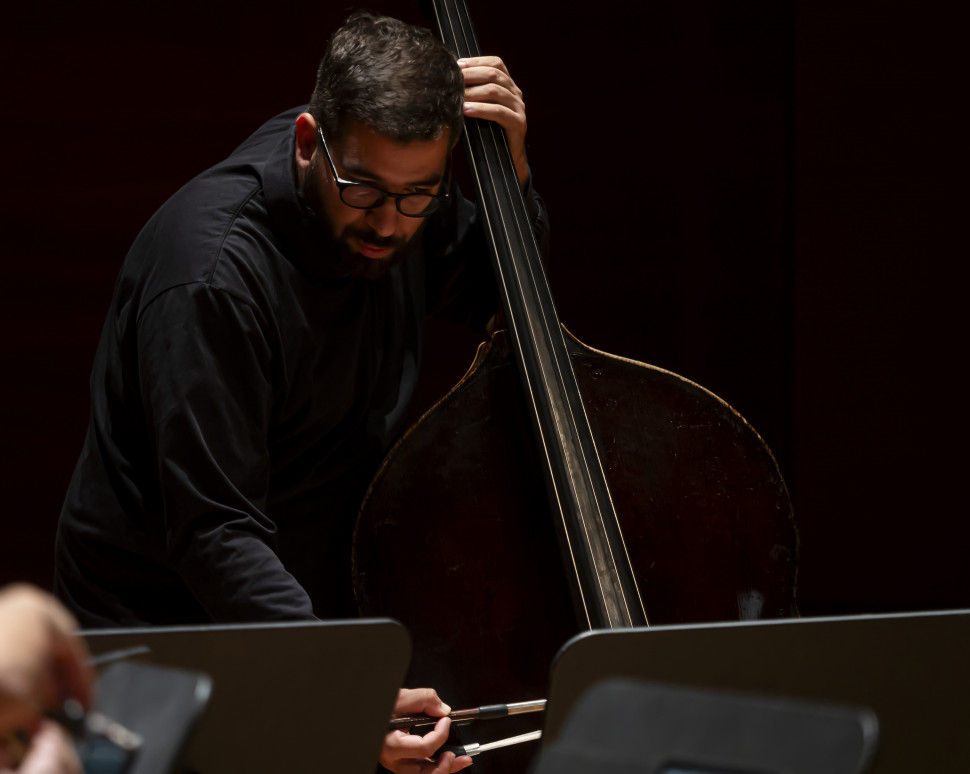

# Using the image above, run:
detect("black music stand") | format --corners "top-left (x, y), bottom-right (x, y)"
top-left (540, 609), bottom-right (970, 774)
top-left (83, 619), bottom-right (411, 774)
top-left (89, 661), bottom-right (212, 774)
top-left (533, 677), bottom-right (877, 774)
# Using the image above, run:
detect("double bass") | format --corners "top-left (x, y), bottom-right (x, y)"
top-left (353, 0), bottom-right (798, 765)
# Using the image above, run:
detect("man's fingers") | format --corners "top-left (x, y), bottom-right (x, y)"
top-left (456, 53), bottom-right (530, 184)
top-left (383, 716), bottom-right (453, 767)
top-left (389, 716), bottom-right (451, 759)
top-left (394, 750), bottom-right (473, 774)
top-left (393, 687), bottom-right (451, 717)
top-left (448, 753), bottom-right (474, 772)
top-left (458, 55), bottom-right (509, 76)
top-left (462, 102), bottom-right (526, 135)
top-left (460, 66), bottom-right (520, 97)
top-left (427, 750), bottom-right (471, 774)
top-left (387, 731), bottom-right (443, 759)
top-left (464, 83), bottom-right (524, 112)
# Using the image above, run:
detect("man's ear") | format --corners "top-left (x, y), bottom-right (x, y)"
top-left (294, 112), bottom-right (318, 174)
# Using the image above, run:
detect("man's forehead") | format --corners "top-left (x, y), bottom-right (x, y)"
top-left (333, 116), bottom-right (449, 142)
top-left (333, 121), bottom-right (451, 186)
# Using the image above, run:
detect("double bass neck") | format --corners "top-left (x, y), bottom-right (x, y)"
top-left (430, 0), bottom-right (648, 631)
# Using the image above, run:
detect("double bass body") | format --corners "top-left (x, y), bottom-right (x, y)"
top-left (353, 330), bottom-right (798, 714)
top-left (351, 0), bottom-right (798, 765)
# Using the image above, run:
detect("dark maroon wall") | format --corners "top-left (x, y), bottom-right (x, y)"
top-left (791, 1), bottom-right (967, 613)
top-left (1, 1), bottom-right (965, 615)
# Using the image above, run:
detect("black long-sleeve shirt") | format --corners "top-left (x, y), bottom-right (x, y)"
top-left (54, 108), bottom-right (549, 627)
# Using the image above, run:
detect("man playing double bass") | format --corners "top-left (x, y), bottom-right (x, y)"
top-left (53, 10), bottom-right (549, 773)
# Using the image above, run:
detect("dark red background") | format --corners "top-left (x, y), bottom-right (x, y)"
top-left (1, 1), bottom-right (965, 616)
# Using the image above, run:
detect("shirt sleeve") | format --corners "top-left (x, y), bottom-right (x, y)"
top-left (136, 282), bottom-right (316, 621)
top-left (424, 173), bottom-right (551, 330)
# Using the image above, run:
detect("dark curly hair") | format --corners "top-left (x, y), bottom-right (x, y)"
top-left (308, 11), bottom-right (464, 144)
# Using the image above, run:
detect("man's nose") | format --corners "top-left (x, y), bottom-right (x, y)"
top-left (365, 199), bottom-right (399, 237)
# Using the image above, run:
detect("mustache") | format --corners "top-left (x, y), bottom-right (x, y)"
top-left (343, 225), bottom-right (406, 251)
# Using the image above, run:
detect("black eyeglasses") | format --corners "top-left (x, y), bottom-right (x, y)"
top-left (316, 125), bottom-right (449, 218)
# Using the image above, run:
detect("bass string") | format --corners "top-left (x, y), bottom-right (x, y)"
top-left (438, 0), bottom-right (568, 472)
top-left (433, 0), bottom-right (596, 621)
top-left (440, 0), bottom-right (646, 627)
top-left (443, 0), bottom-right (593, 477)
top-left (439, 0), bottom-right (590, 559)
top-left (438, 0), bottom-right (646, 628)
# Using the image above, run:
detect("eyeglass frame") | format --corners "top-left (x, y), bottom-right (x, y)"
top-left (315, 124), bottom-right (451, 218)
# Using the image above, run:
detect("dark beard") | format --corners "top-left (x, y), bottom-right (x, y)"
top-left (298, 156), bottom-right (418, 281)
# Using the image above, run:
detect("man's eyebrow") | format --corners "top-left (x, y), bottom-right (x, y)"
top-left (341, 161), bottom-right (443, 189)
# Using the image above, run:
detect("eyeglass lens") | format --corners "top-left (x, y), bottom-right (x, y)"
top-left (340, 186), bottom-right (438, 217)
